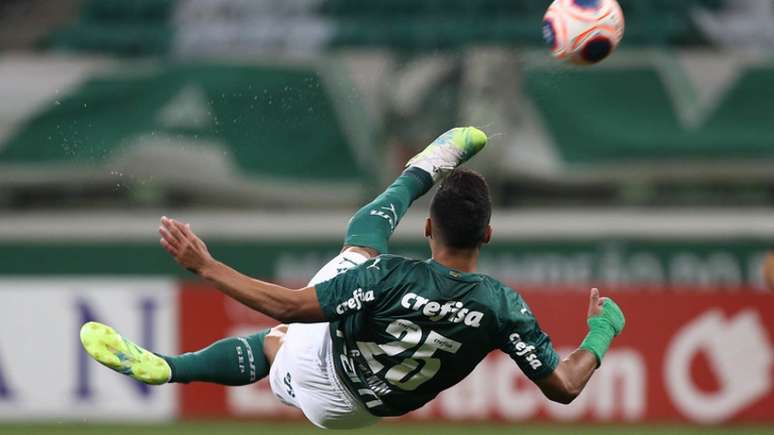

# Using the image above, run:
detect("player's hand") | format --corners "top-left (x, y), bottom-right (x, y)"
top-left (587, 288), bottom-right (625, 336)
top-left (587, 287), bottom-right (605, 317)
top-left (159, 216), bottom-right (214, 275)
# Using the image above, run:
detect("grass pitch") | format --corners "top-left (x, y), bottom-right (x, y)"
top-left (0, 423), bottom-right (771, 435)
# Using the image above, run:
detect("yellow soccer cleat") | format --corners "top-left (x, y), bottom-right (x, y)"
top-left (406, 127), bottom-right (488, 182)
top-left (79, 321), bottom-right (171, 385)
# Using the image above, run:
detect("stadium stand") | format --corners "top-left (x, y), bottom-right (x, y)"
top-left (324, 0), bottom-right (723, 48)
top-left (47, 0), bottom-right (725, 55)
top-left (0, 59), bottom-right (372, 208)
top-left (4, 0), bottom-right (772, 208)
top-left (524, 65), bottom-right (774, 164)
top-left (50, 0), bottom-right (174, 56)
top-left (0, 0), bottom-right (80, 50)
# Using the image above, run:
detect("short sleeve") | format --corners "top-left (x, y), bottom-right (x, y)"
top-left (498, 290), bottom-right (559, 381)
top-left (315, 257), bottom-right (383, 321)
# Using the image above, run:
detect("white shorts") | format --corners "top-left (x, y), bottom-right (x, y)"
top-left (268, 251), bottom-right (380, 429)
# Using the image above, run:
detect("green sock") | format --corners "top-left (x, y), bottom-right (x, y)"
top-left (162, 329), bottom-right (270, 386)
top-left (345, 167), bottom-right (434, 254)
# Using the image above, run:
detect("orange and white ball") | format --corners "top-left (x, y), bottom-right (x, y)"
top-left (543, 0), bottom-right (625, 64)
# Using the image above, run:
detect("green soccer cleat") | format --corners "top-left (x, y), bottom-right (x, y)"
top-left (406, 127), bottom-right (488, 181)
top-left (80, 321), bottom-right (171, 385)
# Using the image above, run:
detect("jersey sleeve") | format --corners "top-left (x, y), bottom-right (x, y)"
top-left (497, 290), bottom-right (560, 381)
top-left (314, 256), bottom-right (384, 321)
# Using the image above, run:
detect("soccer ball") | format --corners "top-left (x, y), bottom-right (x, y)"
top-left (542, 0), bottom-right (625, 65)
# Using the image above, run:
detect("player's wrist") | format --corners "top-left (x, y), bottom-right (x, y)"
top-left (587, 315), bottom-right (617, 337)
top-left (580, 299), bottom-right (625, 367)
top-left (579, 320), bottom-right (614, 367)
top-left (197, 258), bottom-right (221, 281)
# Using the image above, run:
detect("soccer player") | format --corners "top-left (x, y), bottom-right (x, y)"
top-left (80, 127), bottom-right (625, 429)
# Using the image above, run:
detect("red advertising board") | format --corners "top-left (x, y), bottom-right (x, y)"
top-left (178, 283), bottom-right (774, 424)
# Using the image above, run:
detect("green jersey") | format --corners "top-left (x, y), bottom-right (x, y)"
top-left (315, 255), bottom-right (560, 417)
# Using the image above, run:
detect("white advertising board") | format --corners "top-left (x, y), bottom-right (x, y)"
top-left (0, 278), bottom-right (178, 421)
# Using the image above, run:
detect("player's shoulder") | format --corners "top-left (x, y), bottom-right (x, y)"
top-left (476, 274), bottom-right (527, 310)
top-left (478, 273), bottom-right (516, 294)
top-left (360, 254), bottom-right (423, 273)
top-left (371, 254), bottom-right (422, 266)
top-left (355, 255), bottom-right (428, 288)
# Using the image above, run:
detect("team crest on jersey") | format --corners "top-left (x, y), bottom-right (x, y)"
top-left (335, 288), bottom-right (375, 315)
top-left (401, 292), bottom-right (485, 327)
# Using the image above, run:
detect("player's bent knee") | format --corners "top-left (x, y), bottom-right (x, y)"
top-left (264, 324), bottom-right (288, 365)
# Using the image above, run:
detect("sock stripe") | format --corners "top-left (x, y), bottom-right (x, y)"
top-left (237, 337), bottom-right (257, 382)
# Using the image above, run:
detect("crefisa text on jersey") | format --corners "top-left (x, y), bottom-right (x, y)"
top-left (401, 292), bottom-right (485, 327)
top-left (508, 332), bottom-right (544, 370)
top-left (335, 288), bottom-right (376, 315)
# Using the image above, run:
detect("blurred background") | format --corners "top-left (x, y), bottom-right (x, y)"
top-left (0, 0), bottom-right (772, 434)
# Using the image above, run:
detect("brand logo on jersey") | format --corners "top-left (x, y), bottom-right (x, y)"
top-left (509, 333), bottom-right (543, 370)
top-left (401, 292), bottom-right (485, 328)
top-left (369, 204), bottom-right (398, 231)
top-left (335, 288), bottom-right (375, 315)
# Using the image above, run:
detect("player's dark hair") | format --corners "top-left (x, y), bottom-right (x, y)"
top-left (429, 168), bottom-right (492, 249)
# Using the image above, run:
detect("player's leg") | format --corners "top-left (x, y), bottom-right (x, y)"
top-left (345, 128), bottom-right (487, 256)
top-left (80, 321), bottom-right (274, 386)
top-left (262, 324), bottom-right (288, 365)
top-left (343, 126), bottom-right (487, 256)
top-left (161, 330), bottom-right (272, 385)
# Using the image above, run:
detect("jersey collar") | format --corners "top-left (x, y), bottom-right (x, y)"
top-left (427, 259), bottom-right (483, 282)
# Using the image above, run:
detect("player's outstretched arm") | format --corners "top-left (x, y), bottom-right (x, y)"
top-left (535, 288), bottom-right (625, 404)
top-left (159, 216), bottom-right (325, 323)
